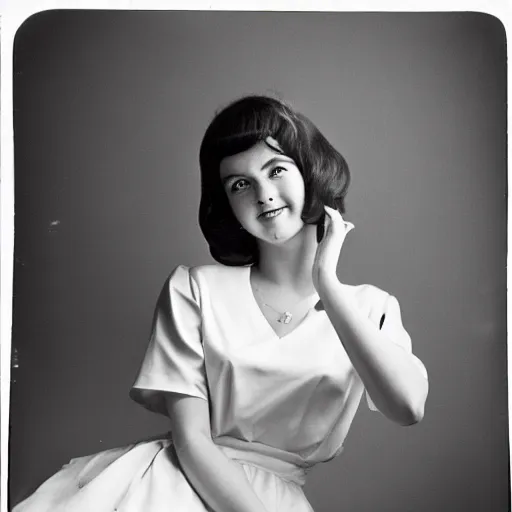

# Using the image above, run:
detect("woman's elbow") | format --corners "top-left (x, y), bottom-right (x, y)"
top-left (399, 402), bottom-right (425, 426)
top-left (379, 397), bottom-right (426, 426)
top-left (398, 387), bottom-right (428, 426)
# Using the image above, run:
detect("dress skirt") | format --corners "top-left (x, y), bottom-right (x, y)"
top-left (12, 435), bottom-right (314, 512)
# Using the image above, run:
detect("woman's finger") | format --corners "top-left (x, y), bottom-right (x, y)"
top-left (344, 221), bottom-right (355, 233)
top-left (324, 206), bottom-right (354, 237)
top-left (323, 206), bottom-right (342, 236)
top-left (322, 209), bottom-right (332, 239)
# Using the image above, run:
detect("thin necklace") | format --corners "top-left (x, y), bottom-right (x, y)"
top-left (253, 286), bottom-right (318, 325)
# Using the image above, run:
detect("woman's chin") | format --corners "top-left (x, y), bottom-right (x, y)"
top-left (257, 224), bottom-right (310, 246)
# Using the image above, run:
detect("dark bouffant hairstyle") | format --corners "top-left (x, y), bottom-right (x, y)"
top-left (199, 95), bottom-right (350, 266)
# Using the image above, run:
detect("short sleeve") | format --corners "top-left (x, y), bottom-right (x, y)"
top-left (366, 294), bottom-right (428, 412)
top-left (129, 265), bottom-right (208, 416)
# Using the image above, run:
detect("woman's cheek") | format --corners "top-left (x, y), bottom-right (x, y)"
top-left (231, 199), bottom-right (249, 226)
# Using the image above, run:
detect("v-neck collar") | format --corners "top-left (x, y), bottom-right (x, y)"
top-left (244, 266), bottom-right (320, 341)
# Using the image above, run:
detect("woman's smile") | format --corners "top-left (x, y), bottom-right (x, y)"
top-left (258, 206), bottom-right (287, 220)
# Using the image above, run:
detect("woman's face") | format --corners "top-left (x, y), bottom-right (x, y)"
top-left (219, 138), bottom-right (306, 245)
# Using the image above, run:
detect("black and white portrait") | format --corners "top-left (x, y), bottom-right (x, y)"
top-left (4, 8), bottom-right (508, 512)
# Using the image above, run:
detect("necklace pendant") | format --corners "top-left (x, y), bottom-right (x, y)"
top-left (280, 312), bottom-right (293, 324)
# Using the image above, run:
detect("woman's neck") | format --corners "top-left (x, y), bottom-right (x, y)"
top-left (253, 224), bottom-right (317, 294)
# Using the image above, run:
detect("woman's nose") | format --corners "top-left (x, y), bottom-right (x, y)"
top-left (255, 183), bottom-right (275, 205)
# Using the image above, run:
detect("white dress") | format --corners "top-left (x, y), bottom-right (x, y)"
top-left (13, 264), bottom-right (427, 512)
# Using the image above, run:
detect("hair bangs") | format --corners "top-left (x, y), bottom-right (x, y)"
top-left (207, 103), bottom-right (297, 164)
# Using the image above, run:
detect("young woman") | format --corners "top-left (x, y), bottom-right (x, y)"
top-left (13, 95), bottom-right (428, 512)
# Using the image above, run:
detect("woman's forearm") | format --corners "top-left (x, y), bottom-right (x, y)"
top-left (318, 275), bottom-right (428, 425)
top-left (174, 432), bottom-right (268, 512)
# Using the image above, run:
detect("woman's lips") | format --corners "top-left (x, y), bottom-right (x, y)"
top-left (258, 207), bottom-right (286, 220)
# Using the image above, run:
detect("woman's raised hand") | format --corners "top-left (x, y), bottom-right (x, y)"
top-left (312, 205), bottom-right (354, 292)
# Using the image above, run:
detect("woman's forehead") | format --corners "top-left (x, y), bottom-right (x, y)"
top-left (219, 138), bottom-right (284, 178)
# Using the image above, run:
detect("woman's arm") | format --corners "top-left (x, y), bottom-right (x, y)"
top-left (313, 206), bottom-right (428, 426)
top-left (318, 280), bottom-right (428, 425)
top-left (165, 394), bottom-right (269, 512)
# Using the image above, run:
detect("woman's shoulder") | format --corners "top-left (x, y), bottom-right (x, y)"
top-left (166, 262), bottom-right (246, 276)
top-left (166, 263), bottom-right (248, 291)
top-left (190, 263), bottom-right (247, 276)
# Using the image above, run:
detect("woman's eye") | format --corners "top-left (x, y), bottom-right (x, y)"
top-left (270, 166), bottom-right (285, 178)
top-left (230, 179), bottom-right (249, 193)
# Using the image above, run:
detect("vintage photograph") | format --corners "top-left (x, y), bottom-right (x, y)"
top-left (7, 10), bottom-right (507, 512)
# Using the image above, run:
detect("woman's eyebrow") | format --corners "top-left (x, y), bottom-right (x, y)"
top-left (220, 174), bottom-right (239, 185)
top-left (260, 156), bottom-right (294, 171)
top-left (220, 156), bottom-right (295, 185)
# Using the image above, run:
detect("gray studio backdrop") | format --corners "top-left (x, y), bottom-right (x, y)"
top-left (9, 11), bottom-right (508, 512)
